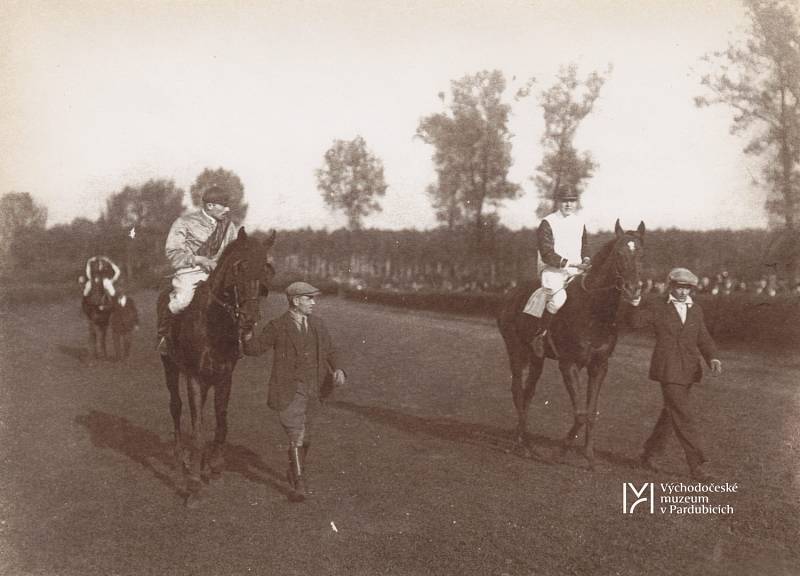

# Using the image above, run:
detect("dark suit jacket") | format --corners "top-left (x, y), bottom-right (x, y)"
top-left (629, 297), bottom-right (718, 385)
top-left (244, 311), bottom-right (341, 411)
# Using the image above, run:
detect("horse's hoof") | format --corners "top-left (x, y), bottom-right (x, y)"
top-left (184, 492), bottom-right (202, 509)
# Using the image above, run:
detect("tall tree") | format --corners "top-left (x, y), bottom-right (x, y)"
top-left (417, 70), bottom-right (521, 245)
top-left (102, 179), bottom-right (185, 279)
top-left (190, 167), bottom-right (249, 224)
top-left (0, 192), bottom-right (48, 270)
top-left (533, 64), bottom-right (610, 217)
top-left (315, 136), bottom-right (388, 230)
top-left (696, 0), bottom-right (800, 274)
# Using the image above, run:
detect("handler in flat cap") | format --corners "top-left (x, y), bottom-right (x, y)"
top-left (627, 267), bottom-right (723, 481)
top-left (156, 185), bottom-right (238, 354)
top-left (244, 281), bottom-right (346, 502)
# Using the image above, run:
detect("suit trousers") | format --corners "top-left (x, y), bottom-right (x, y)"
top-left (644, 382), bottom-right (706, 470)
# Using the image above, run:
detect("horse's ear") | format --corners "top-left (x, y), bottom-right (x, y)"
top-left (237, 227), bottom-right (248, 241)
top-left (263, 229), bottom-right (276, 249)
top-left (636, 221), bottom-right (646, 238)
top-left (614, 219), bottom-right (623, 237)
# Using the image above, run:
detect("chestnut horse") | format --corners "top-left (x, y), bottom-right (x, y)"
top-left (160, 228), bottom-right (275, 504)
top-left (497, 220), bottom-right (645, 469)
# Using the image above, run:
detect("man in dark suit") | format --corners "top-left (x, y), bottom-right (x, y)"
top-left (628, 267), bottom-right (723, 481)
top-left (244, 281), bottom-right (346, 501)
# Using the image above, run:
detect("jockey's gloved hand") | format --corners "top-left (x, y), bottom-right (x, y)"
top-left (194, 255), bottom-right (216, 272)
top-left (710, 359), bottom-right (722, 376)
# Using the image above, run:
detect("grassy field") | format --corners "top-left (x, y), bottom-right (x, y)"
top-left (0, 290), bottom-right (798, 576)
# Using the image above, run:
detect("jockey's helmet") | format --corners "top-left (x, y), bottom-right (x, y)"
top-left (555, 186), bottom-right (579, 201)
top-left (202, 186), bottom-right (230, 207)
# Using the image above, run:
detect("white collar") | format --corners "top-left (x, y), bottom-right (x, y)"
top-left (668, 294), bottom-right (693, 306)
top-left (201, 209), bottom-right (217, 225)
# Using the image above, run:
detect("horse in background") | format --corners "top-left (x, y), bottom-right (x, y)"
top-left (160, 227), bottom-right (275, 506)
top-left (81, 266), bottom-right (114, 360)
top-left (497, 219), bottom-right (645, 469)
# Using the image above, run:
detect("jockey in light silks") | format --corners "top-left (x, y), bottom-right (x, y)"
top-left (155, 185), bottom-right (238, 354)
top-left (82, 256), bottom-right (121, 298)
top-left (530, 186), bottom-right (591, 357)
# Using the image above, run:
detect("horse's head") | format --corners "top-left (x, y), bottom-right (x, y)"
top-left (213, 227), bottom-right (276, 335)
top-left (608, 219), bottom-right (645, 303)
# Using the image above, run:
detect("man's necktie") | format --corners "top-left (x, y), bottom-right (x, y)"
top-left (207, 218), bottom-right (228, 256)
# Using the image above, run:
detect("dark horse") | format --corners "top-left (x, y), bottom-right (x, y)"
top-left (81, 270), bottom-right (113, 360)
top-left (497, 219), bottom-right (645, 469)
top-left (160, 227), bottom-right (275, 503)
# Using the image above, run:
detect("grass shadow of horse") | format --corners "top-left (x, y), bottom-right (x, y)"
top-left (330, 400), bottom-right (640, 471)
top-left (74, 410), bottom-right (293, 501)
top-left (58, 344), bottom-right (90, 363)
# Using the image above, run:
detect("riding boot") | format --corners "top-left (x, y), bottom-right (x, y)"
top-left (288, 445), bottom-right (307, 501)
top-left (531, 311), bottom-right (554, 358)
top-left (155, 289), bottom-right (174, 355)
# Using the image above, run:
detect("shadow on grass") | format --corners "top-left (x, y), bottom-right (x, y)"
top-left (330, 400), bottom-right (641, 471)
top-left (58, 344), bottom-right (89, 363)
top-left (75, 410), bottom-right (294, 501)
top-left (76, 410), bottom-right (188, 499)
top-left (223, 443), bottom-right (295, 499)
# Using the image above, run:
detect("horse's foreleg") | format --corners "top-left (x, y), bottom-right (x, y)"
top-left (584, 360), bottom-right (610, 470)
top-left (99, 326), bottom-right (108, 360)
top-left (209, 375), bottom-right (233, 474)
top-left (185, 376), bottom-right (205, 493)
top-left (162, 357), bottom-right (183, 465)
top-left (87, 324), bottom-right (98, 359)
top-left (558, 361), bottom-right (586, 459)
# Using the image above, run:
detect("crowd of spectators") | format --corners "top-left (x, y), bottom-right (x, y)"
top-left (332, 269), bottom-right (800, 299)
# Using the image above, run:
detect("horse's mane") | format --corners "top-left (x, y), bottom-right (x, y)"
top-left (206, 233), bottom-right (246, 297)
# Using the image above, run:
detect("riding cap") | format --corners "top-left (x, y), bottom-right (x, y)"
top-left (555, 186), bottom-right (579, 201)
top-left (667, 267), bottom-right (699, 287)
top-left (286, 281), bottom-right (321, 298)
top-left (202, 186), bottom-right (230, 207)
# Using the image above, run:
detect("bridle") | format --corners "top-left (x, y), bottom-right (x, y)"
top-left (210, 258), bottom-right (262, 357)
top-left (580, 237), bottom-right (641, 299)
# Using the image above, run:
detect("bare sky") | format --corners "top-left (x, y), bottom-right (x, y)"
top-left (0, 0), bottom-right (764, 233)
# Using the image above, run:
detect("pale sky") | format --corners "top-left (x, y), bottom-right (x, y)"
top-left (0, 0), bottom-right (766, 233)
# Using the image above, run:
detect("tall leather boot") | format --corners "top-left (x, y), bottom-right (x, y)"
top-left (288, 445), bottom-right (307, 501)
top-left (155, 288), bottom-right (173, 355)
top-left (531, 311), bottom-right (554, 358)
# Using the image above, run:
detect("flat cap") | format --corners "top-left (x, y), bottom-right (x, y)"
top-left (667, 267), bottom-right (699, 287)
top-left (202, 185), bottom-right (230, 207)
top-left (286, 281), bottom-right (321, 298)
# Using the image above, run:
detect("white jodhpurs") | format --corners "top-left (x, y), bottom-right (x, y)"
top-left (169, 266), bottom-right (209, 314)
top-left (540, 266), bottom-right (581, 314)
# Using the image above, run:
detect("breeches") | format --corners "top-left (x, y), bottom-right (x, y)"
top-left (278, 384), bottom-right (321, 447)
top-left (540, 267), bottom-right (579, 313)
top-left (169, 267), bottom-right (208, 314)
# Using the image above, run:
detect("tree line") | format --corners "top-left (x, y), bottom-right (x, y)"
top-left (1, 0), bottom-right (798, 285)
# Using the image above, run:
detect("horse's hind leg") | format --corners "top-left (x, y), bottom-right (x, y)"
top-left (87, 324), bottom-right (98, 360)
top-left (99, 326), bottom-right (109, 360)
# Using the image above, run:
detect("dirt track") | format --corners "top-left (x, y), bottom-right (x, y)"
top-left (0, 291), bottom-right (798, 576)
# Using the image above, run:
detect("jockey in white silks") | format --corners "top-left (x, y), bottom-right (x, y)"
top-left (155, 185), bottom-right (238, 354)
top-left (82, 256), bottom-right (120, 298)
top-left (524, 186), bottom-right (591, 357)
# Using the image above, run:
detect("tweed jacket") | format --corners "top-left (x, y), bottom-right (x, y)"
top-left (629, 297), bottom-right (719, 385)
top-left (244, 311), bottom-right (341, 411)
top-left (164, 210), bottom-right (238, 271)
